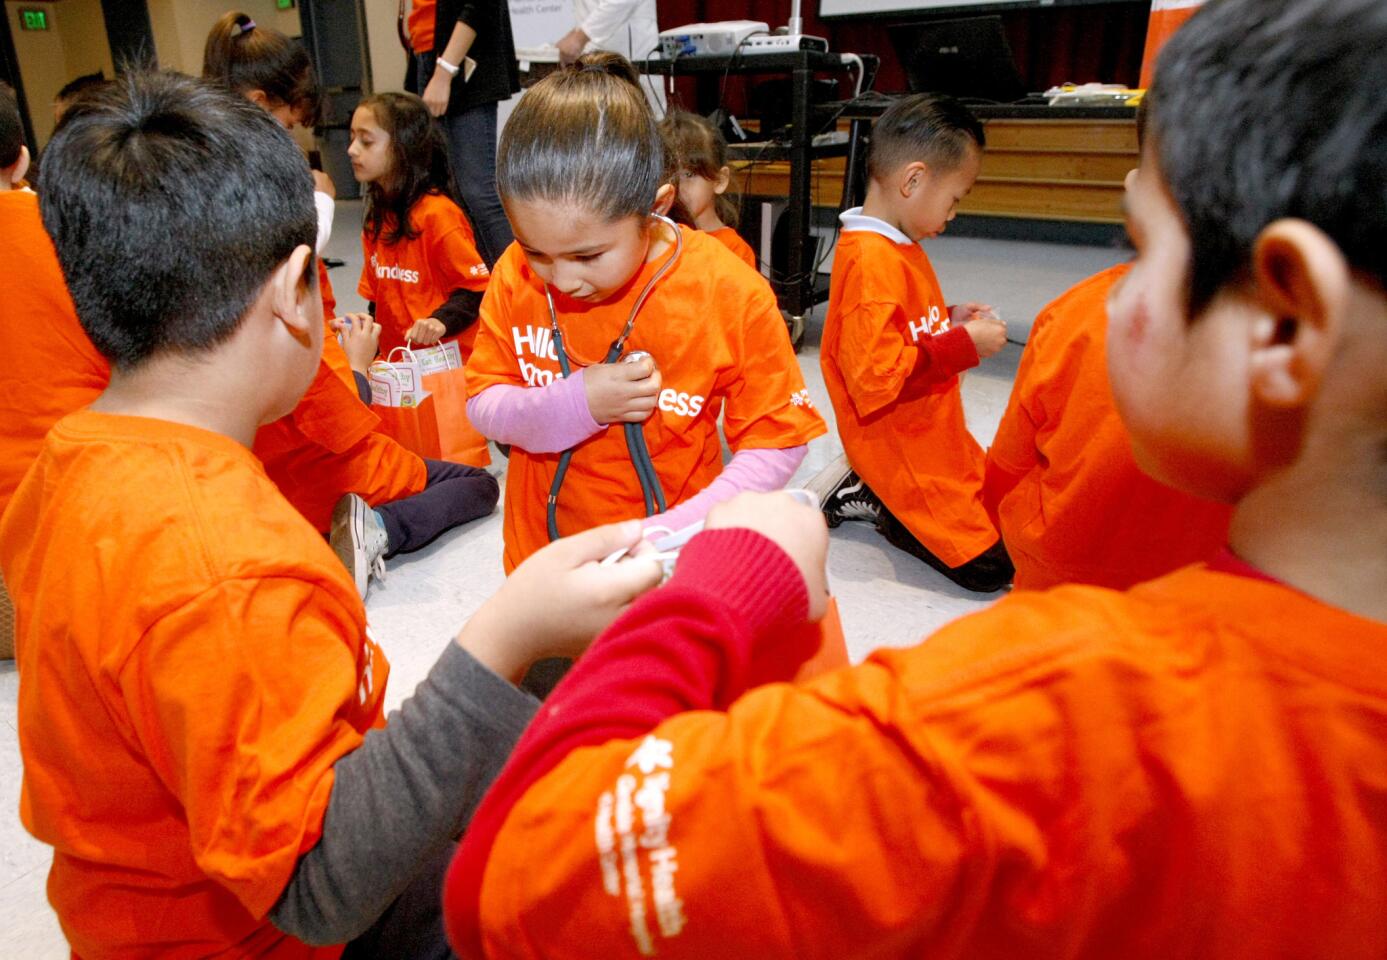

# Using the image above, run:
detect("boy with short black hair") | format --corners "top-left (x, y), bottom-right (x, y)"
top-left (811, 93), bottom-right (1013, 592)
top-left (445, 1), bottom-right (1387, 955)
top-left (0, 70), bottom-right (659, 958)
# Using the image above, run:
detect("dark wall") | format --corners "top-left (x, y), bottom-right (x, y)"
top-left (655, 0), bottom-right (1149, 111)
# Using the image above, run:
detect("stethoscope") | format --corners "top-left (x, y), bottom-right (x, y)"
top-left (544, 214), bottom-right (683, 541)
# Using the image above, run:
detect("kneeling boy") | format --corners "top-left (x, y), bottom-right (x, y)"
top-left (814, 94), bottom-right (1012, 592)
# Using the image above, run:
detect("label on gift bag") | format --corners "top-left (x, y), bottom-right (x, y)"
top-left (368, 349), bottom-right (430, 408)
top-left (411, 340), bottom-right (463, 376)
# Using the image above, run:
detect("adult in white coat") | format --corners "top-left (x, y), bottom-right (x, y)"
top-left (555, 0), bottom-right (664, 111)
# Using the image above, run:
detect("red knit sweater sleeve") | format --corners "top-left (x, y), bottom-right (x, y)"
top-left (912, 322), bottom-right (980, 384)
top-left (443, 528), bottom-right (813, 957)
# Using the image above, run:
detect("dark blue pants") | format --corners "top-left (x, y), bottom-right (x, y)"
top-left (378, 459), bottom-right (498, 558)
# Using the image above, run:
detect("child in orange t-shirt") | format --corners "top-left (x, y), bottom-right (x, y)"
top-left (985, 263), bottom-right (1232, 589)
top-left (444, 2), bottom-right (1387, 955)
top-left (465, 60), bottom-right (825, 574)
top-left (0, 70), bottom-right (663, 960)
top-left (659, 109), bottom-right (758, 270)
top-left (814, 93), bottom-right (1012, 592)
top-left (351, 92), bottom-right (491, 359)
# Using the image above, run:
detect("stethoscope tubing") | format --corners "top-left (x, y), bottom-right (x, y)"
top-left (544, 215), bottom-right (683, 541)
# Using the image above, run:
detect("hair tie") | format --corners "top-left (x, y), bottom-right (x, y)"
top-left (233, 19), bottom-right (256, 37)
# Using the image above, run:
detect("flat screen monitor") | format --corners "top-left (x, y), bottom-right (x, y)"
top-left (892, 16), bottom-right (1028, 103)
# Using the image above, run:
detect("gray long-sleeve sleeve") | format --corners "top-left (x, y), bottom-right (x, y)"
top-left (269, 642), bottom-right (537, 945)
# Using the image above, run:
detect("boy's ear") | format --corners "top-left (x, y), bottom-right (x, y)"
top-left (5, 144), bottom-right (30, 185)
top-left (899, 161), bottom-right (928, 198)
top-left (652, 182), bottom-right (676, 217)
top-left (713, 165), bottom-right (732, 195)
top-left (245, 89), bottom-right (271, 111)
top-left (271, 244), bottom-right (319, 345)
top-left (1247, 219), bottom-right (1349, 408)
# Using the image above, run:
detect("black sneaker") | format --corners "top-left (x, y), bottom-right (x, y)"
top-left (804, 453), bottom-right (881, 529)
top-left (878, 508), bottom-right (1014, 593)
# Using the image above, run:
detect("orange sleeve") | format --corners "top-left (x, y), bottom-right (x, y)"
top-left (118, 577), bottom-right (371, 919)
top-left (721, 282), bottom-right (827, 451)
top-left (430, 210), bottom-right (491, 296)
top-left (837, 297), bottom-right (920, 419)
top-left (464, 250), bottom-right (527, 398)
top-left (479, 590), bottom-right (1150, 959)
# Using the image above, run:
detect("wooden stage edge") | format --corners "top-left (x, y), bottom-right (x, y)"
top-left (733, 116), bottom-right (1140, 227)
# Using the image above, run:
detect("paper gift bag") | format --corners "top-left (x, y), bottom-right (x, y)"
top-left (421, 364), bottom-right (490, 467)
top-left (368, 348), bottom-right (441, 458)
top-left (409, 337), bottom-right (490, 468)
top-left (373, 391), bottom-right (444, 460)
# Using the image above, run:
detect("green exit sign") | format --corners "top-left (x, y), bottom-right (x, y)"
top-left (275, 0), bottom-right (295, 9)
top-left (19, 8), bottom-right (50, 31)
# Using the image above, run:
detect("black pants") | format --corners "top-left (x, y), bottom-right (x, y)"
top-left (378, 459), bottom-right (498, 558)
top-left (876, 500), bottom-right (1015, 593)
top-left (341, 842), bottom-right (456, 960)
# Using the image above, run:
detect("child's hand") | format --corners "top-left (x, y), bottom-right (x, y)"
top-left (456, 520), bottom-right (663, 680)
top-left (584, 356), bottom-right (662, 424)
top-left (332, 313), bottom-right (380, 373)
top-left (704, 492), bottom-right (830, 620)
top-left (406, 317), bottom-right (447, 346)
top-left (963, 313), bottom-right (1008, 359)
top-left (950, 301), bottom-right (994, 325)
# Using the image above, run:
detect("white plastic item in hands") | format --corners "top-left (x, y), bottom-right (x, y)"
top-left (599, 489), bottom-right (819, 575)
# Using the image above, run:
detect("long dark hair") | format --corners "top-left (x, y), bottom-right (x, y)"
top-left (203, 11), bottom-right (322, 126)
top-left (358, 92), bottom-right (456, 246)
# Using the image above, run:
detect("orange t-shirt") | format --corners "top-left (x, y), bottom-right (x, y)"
top-left (466, 226), bottom-right (826, 570)
top-left (709, 226), bottom-right (757, 270)
top-left (318, 259), bottom-right (339, 321)
top-left (821, 224), bottom-right (997, 567)
top-left (986, 264), bottom-right (1232, 590)
top-left (0, 190), bottom-right (109, 521)
top-left (358, 191), bottom-right (490, 357)
top-left (478, 565), bottom-right (1387, 959)
top-left (0, 411), bottom-right (389, 959)
top-left (408, 0), bottom-right (437, 54)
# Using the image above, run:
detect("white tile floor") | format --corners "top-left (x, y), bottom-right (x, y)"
top-left (0, 202), bottom-right (1125, 953)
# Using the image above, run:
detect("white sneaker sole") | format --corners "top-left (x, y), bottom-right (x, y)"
top-left (330, 494), bottom-right (370, 599)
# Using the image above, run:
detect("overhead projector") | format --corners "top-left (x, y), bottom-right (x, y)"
top-left (659, 21), bottom-right (769, 58)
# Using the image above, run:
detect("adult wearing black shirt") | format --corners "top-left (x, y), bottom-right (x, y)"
top-left (412, 0), bottom-right (520, 266)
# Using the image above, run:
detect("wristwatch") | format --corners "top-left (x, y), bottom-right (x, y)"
top-left (437, 57), bottom-right (461, 76)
